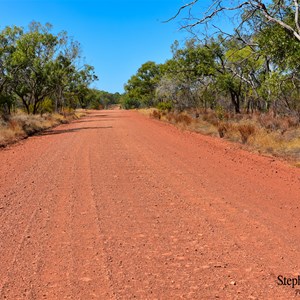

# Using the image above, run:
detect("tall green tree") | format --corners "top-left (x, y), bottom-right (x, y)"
top-left (124, 61), bottom-right (162, 107)
top-left (0, 22), bottom-right (98, 115)
top-left (0, 25), bottom-right (23, 115)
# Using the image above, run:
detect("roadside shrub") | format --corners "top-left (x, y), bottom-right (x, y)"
top-left (40, 97), bottom-right (54, 114)
top-left (122, 98), bottom-right (141, 109)
top-left (233, 113), bottom-right (244, 122)
top-left (215, 106), bottom-right (225, 120)
top-left (238, 124), bottom-right (256, 144)
top-left (223, 112), bottom-right (234, 121)
top-left (151, 110), bottom-right (161, 120)
top-left (157, 101), bottom-right (172, 112)
top-left (202, 111), bottom-right (219, 126)
top-left (258, 114), bottom-right (285, 131)
top-left (174, 114), bottom-right (192, 125)
top-left (8, 119), bottom-right (20, 131)
top-left (286, 116), bottom-right (299, 128)
top-left (166, 112), bottom-right (175, 122)
top-left (217, 122), bottom-right (232, 138)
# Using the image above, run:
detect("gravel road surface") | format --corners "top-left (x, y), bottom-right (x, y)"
top-left (0, 110), bottom-right (300, 299)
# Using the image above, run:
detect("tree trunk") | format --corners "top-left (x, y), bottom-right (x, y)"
top-left (22, 98), bottom-right (30, 114)
top-left (230, 90), bottom-right (240, 114)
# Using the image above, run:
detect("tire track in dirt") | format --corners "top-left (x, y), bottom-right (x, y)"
top-left (67, 132), bottom-right (115, 299)
top-left (0, 126), bottom-right (81, 299)
top-left (0, 137), bottom-right (77, 297)
top-left (0, 117), bottom-right (114, 299)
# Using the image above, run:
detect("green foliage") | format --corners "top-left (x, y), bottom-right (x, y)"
top-left (0, 94), bottom-right (15, 115)
top-left (40, 97), bottom-right (54, 114)
top-left (87, 89), bottom-right (122, 109)
top-left (255, 11), bottom-right (300, 71)
top-left (0, 21), bottom-right (97, 115)
top-left (215, 106), bottom-right (225, 120)
top-left (156, 101), bottom-right (172, 111)
top-left (121, 96), bottom-right (141, 109)
top-left (124, 61), bottom-right (162, 107)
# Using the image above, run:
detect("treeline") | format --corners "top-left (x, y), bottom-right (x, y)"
top-left (124, 1), bottom-right (300, 118)
top-left (83, 89), bottom-right (122, 110)
top-left (0, 22), bottom-right (100, 116)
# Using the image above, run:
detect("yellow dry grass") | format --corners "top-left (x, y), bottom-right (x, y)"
top-left (0, 109), bottom-right (86, 147)
top-left (139, 108), bottom-right (300, 165)
top-left (138, 108), bottom-right (156, 116)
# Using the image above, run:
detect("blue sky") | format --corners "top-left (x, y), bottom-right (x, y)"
top-left (0, 0), bottom-right (192, 93)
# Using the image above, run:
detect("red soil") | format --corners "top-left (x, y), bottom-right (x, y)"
top-left (0, 110), bottom-right (299, 299)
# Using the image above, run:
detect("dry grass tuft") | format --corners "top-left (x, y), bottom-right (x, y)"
top-left (73, 109), bottom-right (87, 119)
top-left (257, 114), bottom-right (294, 134)
top-left (140, 108), bottom-right (300, 165)
top-left (150, 110), bottom-right (162, 120)
top-left (0, 110), bottom-right (85, 147)
top-left (174, 114), bottom-right (192, 125)
top-left (166, 112), bottom-right (175, 122)
top-left (237, 124), bottom-right (256, 144)
top-left (202, 111), bottom-right (219, 126)
top-left (217, 122), bottom-right (233, 138)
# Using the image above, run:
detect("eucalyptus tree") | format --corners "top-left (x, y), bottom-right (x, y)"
top-left (158, 39), bottom-right (250, 113)
top-left (66, 64), bottom-right (98, 109)
top-left (8, 22), bottom-right (61, 114)
top-left (0, 25), bottom-right (23, 114)
top-left (157, 39), bottom-right (218, 111)
top-left (49, 31), bottom-right (81, 112)
top-left (0, 22), bottom-right (98, 115)
top-left (124, 61), bottom-right (162, 107)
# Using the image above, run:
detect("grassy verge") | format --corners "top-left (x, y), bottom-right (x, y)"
top-left (143, 109), bottom-right (300, 167)
top-left (0, 109), bottom-right (87, 147)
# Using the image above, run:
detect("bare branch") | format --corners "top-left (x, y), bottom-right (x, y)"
top-left (163, 0), bottom-right (199, 23)
top-left (294, 0), bottom-right (300, 33)
top-left (169, 0), bottom-right (300, 42)
top-left (182, 2), bottom-right (250, 29)
top-left (234, 29), bottom-right (259, 50)
top-left (250, 0), bottom-right (300, 41)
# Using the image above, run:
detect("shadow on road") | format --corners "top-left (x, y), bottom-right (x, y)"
top-left (73, 119), bottom-right (116, 124)
top-left (88, 113), bottom-right (127, 119)
top-left (39, 126), bottom-right (113, 136)
top-left (89, 114), bottom-right (109, 118)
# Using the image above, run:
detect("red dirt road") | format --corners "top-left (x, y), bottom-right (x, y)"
top-left (0, 110), bottom-right (300, 299)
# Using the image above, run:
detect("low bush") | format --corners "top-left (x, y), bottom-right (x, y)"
top-left (202, 111), bottom-right (219, 126)
top-left (0, 110), bottom-right (85, 147)
top-left (166, 112), bottom-right (175, 122)
top-left (217, 122), bottom-right (232, 138)
top-left (286, 116), bottom-right (299, 128)
top-left (174, 114), bottom-right (192, 125)
top-left (258, 114), bottom-right (287, 132)
top-left (151, 110), bottom-right (161, 120)
top-left (238, 124), bottom-right (256, 144)
top-left (157, 102), bottom-right (172, 112)
top-left (143, 108), bottom-right (300, 163)
top-left (122, 98), bottom-right (141, 109)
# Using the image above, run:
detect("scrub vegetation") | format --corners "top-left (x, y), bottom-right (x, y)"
top-left (123, 0), bottom-right (300, 163)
